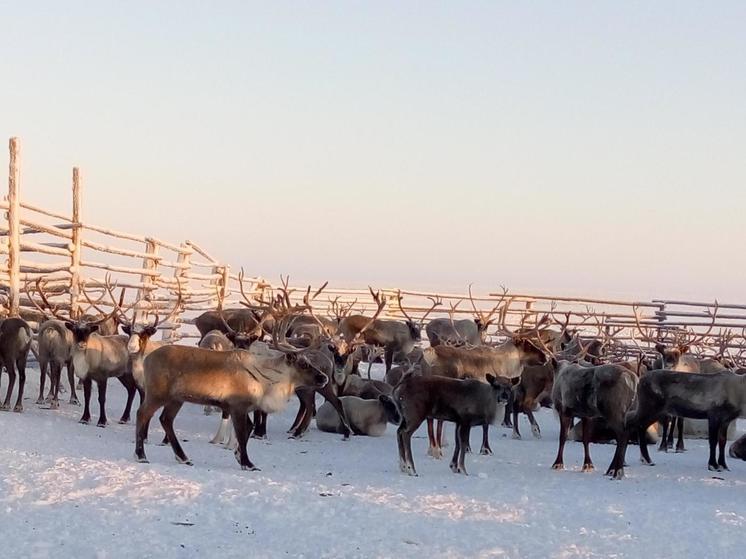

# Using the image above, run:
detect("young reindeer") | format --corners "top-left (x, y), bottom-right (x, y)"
top-left (33, 279), bottom-right (138, 426)
top-left (423, 295), bottom-right (548, 457)
top-left (134, 293), bottom-right (331, 470)
top-left (338, 291), bottom-right (441, 372)
top-left (394, 373), bottom-right (512, 475)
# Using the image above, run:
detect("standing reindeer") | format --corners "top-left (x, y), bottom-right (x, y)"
top-left (33, 280), bottom-right (139, 426)
top-left (425, 286), bottom-right (504, 347)
top-left (338, 291), bottom-right (440, 373)
top-left (0, 316), bottom-right (32, 412)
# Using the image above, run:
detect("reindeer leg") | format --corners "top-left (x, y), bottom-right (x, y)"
top-left (502, 394), bottom-right (513, 428)
top-left (13, 353), bottom-right (27, 412)
top-left (480, 424), bottom-right (492, 455)
top-left (95, 378), bottom-right (109, 427)
top-left (210, 410), bottom-right (231, 445)
top-left (384, 347), bottom-right (394, 373)
top-left (511, 401), bottom-right (522, 439)
top-left (581, 418), bottom-right (594, 472)
top-left (233, 409), bottom-right (259, 471)
top-left (552, 412), bottom-right (571, 470)
top-left (37, 358), bottom-right (48, 404)
top-left (79, 378), bottom-right (92, 424)
top-left (50, 362), bottom-right (62, 409)
top-left (135, 398), bottom-right (161, 462)
top-left (658, 417), bottom-right (670, 452)
top-left (718, 421), bottom-right (730, 471)
top-left (309, 385), bottom-right (352, 439)
top-left (454, 424), bottom-right (470, 475)
top-left (160, 401), bottom-right (191, 465)
top-left (527, 408), bottom-right (541, 439)
top-left (427, 418), bottom-right (442, 458)
top-left (707, 418), bottom-right (721, 471)
top-left (438, 419), bottom-right (447, 448)
top-left (675, 416), bottom-right (686, 452)
top-left (606, 421), bottom-right (629, 479)
top-left (450, 423), bottom-right (461, 473)
top-left (287, 388), bottom-right (310, 435)
top-left (400, 421), bottom-right (419, 476)
top-left (251, 411), bottom-right (267, 439)
top-left (117, 374), bottom-right (137, 424)
top-left (1, 357), bottom-right (15, 410)
top-left (67, 360), bottom-right (79, 405)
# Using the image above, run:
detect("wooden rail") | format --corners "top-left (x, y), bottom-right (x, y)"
top-left (2, 136), bottom-right (745, 363)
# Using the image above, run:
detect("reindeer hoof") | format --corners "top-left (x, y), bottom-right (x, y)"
top-left (551, 463), bottom-right (564, 470)
top-left (79, 417), bottom-right (90, 424)
top-left (480, 447), bottom-right (493, 456)
top-left (49, 400), bottom-right (60, 410)
top-left (118, 418), bottom-right (130, 425)
top-left (35, 397), bottom-right (45, 405)
top-left (640, 457), bottom-right (655, 466)
top-left (675, 447), bottom-right (686, 453)
top-left (658, 446), bottom-right (668, 453)
top-left (251, 433), bottom-right (267, 440)
top-left (97, 421), bottom-right (107, 428)
top-left (0, 404), bottom-right (10, 412)
top-left (13, 404), bottom-right (23, 413)
top-left (512, 432), bottom-right (522, 440)
top-left (531, 426), bottom-right (541, 439)
top-left (606, 468), bottom-right (624, 480)
top-left (582, 464), bottom-right (595, 473)
top-left (241, 464), bottom-right (260, 471)
top-left (135, 455), bottom-right (149, 463)
top-left (69, 398), bottom-right (80, 406)
top-left (427, 447), bottom-right (443, 460)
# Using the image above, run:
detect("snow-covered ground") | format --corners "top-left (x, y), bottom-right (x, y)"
top-left (1, 364), bottom-right (745, 559)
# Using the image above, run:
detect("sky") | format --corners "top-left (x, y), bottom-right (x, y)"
top-left (1, 1), bottom-right (744, 302)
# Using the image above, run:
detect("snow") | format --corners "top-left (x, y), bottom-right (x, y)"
top-left (1, 364), bottom-right (745, 558)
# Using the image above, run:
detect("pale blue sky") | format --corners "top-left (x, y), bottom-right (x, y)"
top-left (2, 1), bottom-right (744, 300)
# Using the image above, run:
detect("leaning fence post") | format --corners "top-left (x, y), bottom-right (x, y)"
top-left (7, 138), bottom-right (20, 317)
top-left (134, 238), bottom-right (159, 325)
top-left (162, 242), bottom-right (192, 342)
top-left (69, 167), bottom-right (83, 319)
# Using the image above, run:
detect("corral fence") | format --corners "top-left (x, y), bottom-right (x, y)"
top-left (2, 137), bottom-right (745, 363)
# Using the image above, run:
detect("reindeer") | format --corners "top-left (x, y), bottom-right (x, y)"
top-left (634, 304), bottom-right (718, 452)
top-left (551, 360), bottom-right (637, 479)
top-left (134, 326), bottom-right (330, 470)
top-left (33, 280), bottom-right (139, 426)
top-left (393, 373), bottom-right (512, 475)
top-left (338, 291), bottom-right (440, 372)
top-left (0, 316), bottom-right (32, 412)
top-left (423, 296), bottom-right (548, 457)
top-left (425, 286), bottom-right (504, 347)
top-left (316, 394), bottom-right (401, 437)
top-left (729, 433), bottom-right (746, 461)
top-left (628, 369), bottom-right (746, 472)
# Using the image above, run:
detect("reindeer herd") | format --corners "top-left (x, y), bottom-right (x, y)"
top-left (1, 277), bottom-right (746, 479)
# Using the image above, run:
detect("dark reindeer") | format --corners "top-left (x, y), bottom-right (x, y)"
top-left (393, 373), bottom-right (512, 475)
top-left (0, 316), bottom-right (32, 412)
top-left (627, 369), bottom-right (746, 472)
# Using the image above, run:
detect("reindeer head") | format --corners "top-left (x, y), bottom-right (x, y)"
top-left (486, 373), bottom-right (512, 404)
top-left (379, 394), bottom-right (402, 425)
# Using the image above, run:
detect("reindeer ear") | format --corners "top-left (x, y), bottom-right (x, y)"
top-left (121, 325), bottom-right (131, 335)
top-left (485, 373), bottom-right (497, 385)
top-left (679, 345), bottom-right (690, 354)
top-left (145, 326), bottom-right (158, 337)
top-left (89, 324), bottom-right (99, 334)
top-left (285, 352), bottom-right (298, 364)
top-left (65, 322), bottom-right (74, 331)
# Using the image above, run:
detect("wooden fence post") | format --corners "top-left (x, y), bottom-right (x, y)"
top-left (7, 138), bottom-right (20, 317)
top-left (134, 238), bottom-right (159, 325)
top-left (162, 243), bottom-right (191, 342)
top-left (69, 167), bottom-right (83, 319)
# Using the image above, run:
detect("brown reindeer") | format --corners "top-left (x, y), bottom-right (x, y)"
top-left (135, 342), bottom-right (329, 470)
top-left (0, 316), bottom-right (32, 412)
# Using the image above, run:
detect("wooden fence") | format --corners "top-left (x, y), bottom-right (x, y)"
top-left (2, 137), bottom-right (745, 362)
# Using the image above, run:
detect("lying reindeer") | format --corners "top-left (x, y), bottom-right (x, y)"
top-left (316, 394), bottom-right (401, 437)
top-left (627, 369), bottom-right (746, 472)
top-left (393, 373), bottom-right (512, 475)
